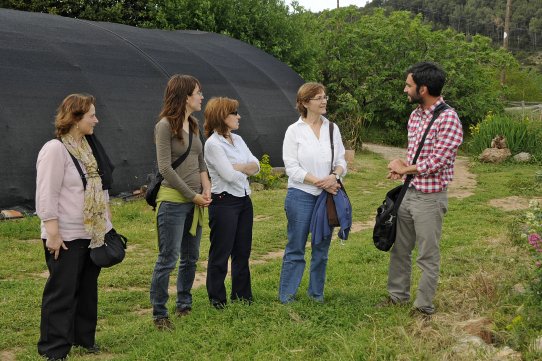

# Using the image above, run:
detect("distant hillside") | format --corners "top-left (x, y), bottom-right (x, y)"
top-left (364, 0), bottom-right (542, 53)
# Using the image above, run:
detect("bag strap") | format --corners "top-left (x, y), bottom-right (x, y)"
top-left (170, 130), bottom-right (193, 170)
top-left (66, 150), bottom-right (87, 190)
top-left (329, 121), bottom-right (334, 174)
top-left (393, 102), bottom-right (449, 210)
top-left (411, 102), bottom-right (449, 166)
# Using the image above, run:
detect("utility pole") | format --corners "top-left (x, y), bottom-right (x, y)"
top-left (501, 0), bottom-right (512, 85)
top-left (337, 0), bottom-right (340, 9)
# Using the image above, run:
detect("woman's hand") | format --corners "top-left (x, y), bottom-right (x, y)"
top-left (45, 235), bottom-right (68, 260)
top-left (314, 174), bottom-right (337, 190)
top-left (202, 187), bottom-right (211, 202)
top-left (193, 193), bottom-right (212, 207)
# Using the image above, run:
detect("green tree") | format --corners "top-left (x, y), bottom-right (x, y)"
top-left (315, 8), bottom-right (516, 145)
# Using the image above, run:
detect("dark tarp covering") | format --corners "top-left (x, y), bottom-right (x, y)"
top-left (0, 8), bottom-right (304, 208)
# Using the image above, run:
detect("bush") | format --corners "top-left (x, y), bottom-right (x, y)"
top-left (521, 200), bottom-right (542, 298)
top-left (467, 113), bottom-right (542, 159)
top-left (249, 154), bottom-right (281, 189)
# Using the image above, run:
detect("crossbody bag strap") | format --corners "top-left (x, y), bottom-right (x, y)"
top-left (66, 149), bottom-right (87, 190)
top-left (170, 130), bottom-right (193, 170)
top-left (393, 103), bottom-right (450, 211)
top-left (329, 120), bottom-right (334, 174)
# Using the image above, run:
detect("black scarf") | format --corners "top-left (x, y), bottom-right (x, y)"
top-left (85, 134), bottom-right (114, 190)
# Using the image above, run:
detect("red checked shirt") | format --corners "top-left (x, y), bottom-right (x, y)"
top-left (407, 97), bottom-right (463, 193)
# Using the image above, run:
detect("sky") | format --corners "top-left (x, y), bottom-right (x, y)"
top-left (290, 0), bottom-right (370, 12)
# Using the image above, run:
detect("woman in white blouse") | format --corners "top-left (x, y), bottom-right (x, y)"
top-left (203, 97), bottom-right (260, 309)
top-left (279, 82), bottom-right (347, 304)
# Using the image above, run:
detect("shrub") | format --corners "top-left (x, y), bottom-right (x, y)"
top-left (249, 154), bottom-right (281, 189)
top-left (468, 113), bottom-right (542, 159)
top-left (521, 200), bottom-right (542, 298)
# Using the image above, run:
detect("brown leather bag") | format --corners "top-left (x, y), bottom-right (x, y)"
top-left (327, 122), bottom-right (341, 227)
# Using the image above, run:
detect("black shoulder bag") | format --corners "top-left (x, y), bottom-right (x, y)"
top-left (145, 130), bottom-right (193, 210)
top-left (373, 103), bottom-right (449, 252)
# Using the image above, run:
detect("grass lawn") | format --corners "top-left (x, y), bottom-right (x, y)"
top-left (1, 150), bottom-right (541, 360)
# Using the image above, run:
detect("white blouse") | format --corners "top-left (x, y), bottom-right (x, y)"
top-left (282, 116), bottom-right (347, 196)
top-left (204, 132), bottom-right (260, 197)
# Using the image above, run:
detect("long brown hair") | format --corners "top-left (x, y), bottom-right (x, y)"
top-left (54, 93), bottom-right (95, 138)
top-left (158, 74), bottom-right (201, 141)
top-left (204, 97), bottom-right (239, 138)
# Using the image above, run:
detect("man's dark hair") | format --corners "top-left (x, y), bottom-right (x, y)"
top-left (407, 62), bottom-right (446, 97)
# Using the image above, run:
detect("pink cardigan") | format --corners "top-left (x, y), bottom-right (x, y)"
top-left (35, 140), bottom-right (112, 241)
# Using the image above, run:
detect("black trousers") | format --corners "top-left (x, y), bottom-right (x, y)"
top-left (38, 238), bottom-right (101, 359)
top-left (206, 192), bottom-right (253, 304)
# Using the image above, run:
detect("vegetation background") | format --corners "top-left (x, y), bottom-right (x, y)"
top-left (1, 0), bottom-right (541, 149)
top-left (0, 0), bottom-right (541, 359)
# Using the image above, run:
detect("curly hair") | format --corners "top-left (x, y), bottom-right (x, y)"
top-left (54, 93), bottom-right (95, 138)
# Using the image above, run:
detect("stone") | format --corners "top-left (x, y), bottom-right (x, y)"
top-left (492, 346), bottom-right (522, 360)
top-left (513, 152), bottom-right (531, 162)
top-left (452, 336), bottom-right (489, 356)
top-left (531, 336), bottom-right (542, 352)
top-left (512, 283), bottom-right (526, 295)
top-left (250, 182), bottom-right (265, 192)
top-left (479, 148), bottom-right (511, 163)
top-left (271, 167), bottom-right (285, 176)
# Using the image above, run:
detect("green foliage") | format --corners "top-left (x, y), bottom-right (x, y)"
top-left (249, 154), bottom-right (281, 189)
top-left (468, 112), bottom-right (542, 159)
top-left (521, 200), bottom-right (542, 297)
top-left (505, 66), bottom-right (542, 101)
top-left (316, 8), bottom-right (514, 136)
top-left (365, 0), bottom-right (542, 52)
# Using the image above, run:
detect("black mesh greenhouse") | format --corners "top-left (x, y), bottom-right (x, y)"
top-left (0, 8), bottom-right (303, 208)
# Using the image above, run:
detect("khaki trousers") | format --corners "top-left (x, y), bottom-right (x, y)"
top-left (387, 187), bottom-right (448, 313)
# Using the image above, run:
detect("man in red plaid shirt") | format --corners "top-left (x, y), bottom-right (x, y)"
top-left (382, 62), bottom-right (463, 317)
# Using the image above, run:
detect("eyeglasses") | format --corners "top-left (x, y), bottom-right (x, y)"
top-left (191, 91), bottom-right (203, 97)
top-left (309, 95), bottom-right (329, 101)
top-left (229, 111), bottom-right (239, 115)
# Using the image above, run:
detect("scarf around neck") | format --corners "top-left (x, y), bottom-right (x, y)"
top-left (61, 134), bottom-right (107, 248)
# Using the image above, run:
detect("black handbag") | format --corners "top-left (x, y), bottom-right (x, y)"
top-left (90, 228), bottom-right (128, 268)
top-left (145, 130), bottom-right (193, 210)
top-left (373, 103), bottom-right (449, 251)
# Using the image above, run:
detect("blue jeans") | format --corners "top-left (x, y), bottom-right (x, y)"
top-left (279, 188), bottom-right (332, 303)
top-left (150, 201), bottom-right (201, 319)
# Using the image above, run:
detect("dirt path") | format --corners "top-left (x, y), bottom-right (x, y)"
top-left (363, 143), bottom-right (476, 199)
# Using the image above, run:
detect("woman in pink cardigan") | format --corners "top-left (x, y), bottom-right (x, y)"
top-left (36, 94), bottom-right (114, 361)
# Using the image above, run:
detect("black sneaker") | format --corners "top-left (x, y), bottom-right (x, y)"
top-left (376, 296), bottom-right (405, 308)
top-left (74, 344), bottom-right (101, 354)
top-left (211, 300), bottom-right (226, 310)
top-left (175, 307), bottom-right (192, 317)
top-left (154, 317), bottom-right (174, 331)
top-left (409, 307), bottom-right (434, 321)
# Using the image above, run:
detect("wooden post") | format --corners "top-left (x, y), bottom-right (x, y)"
top-left (501, 0), bottom-right (512, 85)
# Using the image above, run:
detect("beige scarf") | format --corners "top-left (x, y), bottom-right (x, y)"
top-left (61, 134), bottom-right (107, 248)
